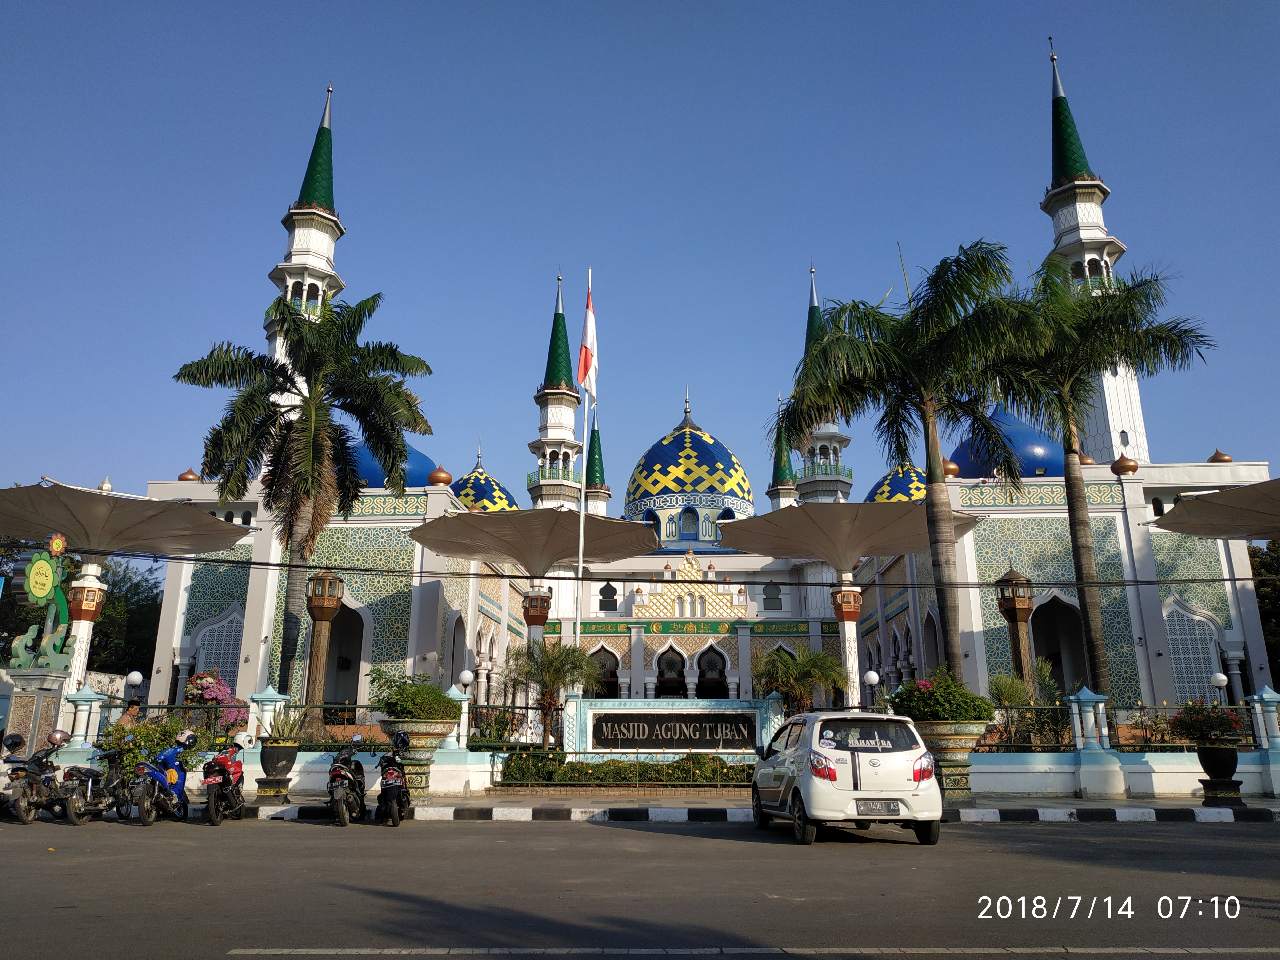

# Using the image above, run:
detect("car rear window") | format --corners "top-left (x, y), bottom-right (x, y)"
top-left (813, 719), bottom-right (920, 753)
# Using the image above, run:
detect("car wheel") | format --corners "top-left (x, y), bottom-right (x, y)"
top-left (789, 793), bottom-right (817, 845)
top-left (751, 787), bottom-right (770, 830)
top-left (913, 820), bottom-right (941, 845)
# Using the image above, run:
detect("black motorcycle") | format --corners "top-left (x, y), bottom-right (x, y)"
top-left (1, 730), bottom-right (87, 824)
top-left (327, 734), bottom-right (367, 826)
top-left (61, 739), bottom-right (134, 821)
top-left (374, 731), bottom-right (411, 827)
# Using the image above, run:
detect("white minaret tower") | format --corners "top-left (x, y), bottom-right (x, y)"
top-left (266, 86), bottom-right (345, 363)
top-left (793, 267), bottom-right (853, 503)
top-left (528, 276), bottom-right (584, 509)
top-left (1040, 44), bottom-right (1150, 463)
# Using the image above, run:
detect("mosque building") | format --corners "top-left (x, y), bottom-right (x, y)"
top-left (146, 56), bottom-right (1272, 714)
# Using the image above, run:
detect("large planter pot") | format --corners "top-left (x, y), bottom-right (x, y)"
top-left (379, 719), bottom-right (457, 800)
top-left (913, 720), bottom-right (992, 799)
top-left (256, 737), bottom-right (300, 801)
top-left (1195, 743), bottom-right (1238, 781)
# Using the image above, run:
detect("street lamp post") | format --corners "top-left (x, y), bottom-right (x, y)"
top-left (996, 569), bottom-right (1035, 688)
top-left (304, 571), bottom-right (345, 711)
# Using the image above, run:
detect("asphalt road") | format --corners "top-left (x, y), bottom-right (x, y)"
top-left (1, 816), bottom-right (1276, 960)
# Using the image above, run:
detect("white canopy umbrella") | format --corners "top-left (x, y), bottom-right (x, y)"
top-left (409, 507), bottom-right (658, 643)
top-left (0, 478), bottom-right (248, 557)
top-left (1151, 477), bottom-right (1280, 540)
top-left (719, 501), bottom-right (980, 707)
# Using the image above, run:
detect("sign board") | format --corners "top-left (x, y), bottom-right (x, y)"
top-left (590, 711), bottom-right (757, 752)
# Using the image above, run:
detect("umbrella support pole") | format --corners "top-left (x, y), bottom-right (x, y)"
top-left (831, 584), bottom-right (863, 708)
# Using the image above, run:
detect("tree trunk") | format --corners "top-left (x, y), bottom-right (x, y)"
top-left (1063, 426), bottom-right (1110, 694)
top-left (278, 500), bottom-right (315, 696)
top-left (922, 408), bottom-right (964, 678)
top-left (303, 620), bottom-right (331, 708)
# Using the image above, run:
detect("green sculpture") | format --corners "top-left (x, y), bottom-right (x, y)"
top-left (9, 534), bottom-right (74, 671)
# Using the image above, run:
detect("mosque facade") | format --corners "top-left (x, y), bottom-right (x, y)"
top-left (146, 60), bottom-right (1272, 714)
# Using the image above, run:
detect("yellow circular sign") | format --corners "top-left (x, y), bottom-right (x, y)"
top-left (27, 558), bottom-right (55, 600)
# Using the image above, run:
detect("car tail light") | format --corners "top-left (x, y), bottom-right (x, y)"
top-left (134, 764), bottom-right (149, 776)
top-left (913, 753), bottom-right (935, 784)
top-left (808, 750), bottom-right (838, 782)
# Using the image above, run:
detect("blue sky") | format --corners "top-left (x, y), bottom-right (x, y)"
top-left (2, 3), bottom-right (1275, 507)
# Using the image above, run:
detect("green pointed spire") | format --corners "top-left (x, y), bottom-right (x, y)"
top-left (770, 417), bottom-right (796, 488)
top-left (585, 419), bottom-right (606, 488)
top-left (804, 265), bottom-right (823, 354)
top-left (1049, 46), bottom-right (1095, 188)
top-left (541, 275), bottom-right (575, 391)
top-left (296, 86), bottom-right (336, 213)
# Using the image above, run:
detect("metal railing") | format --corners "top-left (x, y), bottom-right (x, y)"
top-left (976, 704), bottom-right (1261, 753)
top-left (272, 704), bottom-right (391, 751)
top-left (493, 749), bottom-right (754, 787)
top-left (1107, 704), bottom-right (1258, 753)
top-left (469, 704), bottom-right (557, 749)
top-left (799, 462), bottom-right (853, 480)
top-left (976, 705), bottom-right (1075, 753)
top-left (527, 466), bottom-right (582, 487)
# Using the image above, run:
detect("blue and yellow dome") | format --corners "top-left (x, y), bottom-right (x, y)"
top-left (866, 464), bottom-right (927, 502)
top-left (950, 407), bottom-right (1064, 479)
top-left (624, 402), bottom-right (753, 524)
top-left (354, 440), bottom-right (438, 489)
top-left (450, 455), bottom-right (519, 512)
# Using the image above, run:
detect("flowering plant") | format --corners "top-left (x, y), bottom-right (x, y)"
top-left (183, 670), bottom-right (248, 728)
top-left (888, 668), bottom-right (994, 722)
top-left (1169, 699), bottom-right (1244, 744)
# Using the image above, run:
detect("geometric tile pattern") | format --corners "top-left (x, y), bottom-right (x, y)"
top-left (958, 482), bottom-right (1124, 508)
top-left (1164, 606), bottom-right (1222, 705)
top-left (450, 464), bottom-right (520, 512)
top-left (625, 413), bottom-right (752, 516)
top-left (971, 514), bottom-right (1141, 705)
top-left (632, 552), bottom-right (740, 620)
top-left (1151, 532), bottom-right (1232, 630)
top-left (182, 544), bottom-right (253, 638)
top-left (864, 464), bottom-right (927, 503)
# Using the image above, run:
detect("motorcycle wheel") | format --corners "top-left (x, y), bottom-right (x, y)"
top-left (12, 795), bottom-right (36, 825)
top-left (387, 796), bottom-right (401, 827)
top-left (335, 797), bottom-right (350, 827)
top-left (174, 796), bottom-right (189, 823)
top-left (207, 789), bottom-right (223, 826)
top-left (63, 792), bottom-right (86, 826)
top-left (137, 790), bottom-right (156, 826)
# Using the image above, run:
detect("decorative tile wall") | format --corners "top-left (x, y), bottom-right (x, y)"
top-left (182, 544), bottom-right (252, 639)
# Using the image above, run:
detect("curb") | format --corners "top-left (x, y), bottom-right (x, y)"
top-left (243, 805), bottom-right (1278, 824)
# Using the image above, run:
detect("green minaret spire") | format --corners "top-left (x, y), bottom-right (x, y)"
top-left (770, 415), bottom-right (796, 488)
top-left (541, 275), bottom-right (575, 391)
top-left (585, 418), bottom-right (606, 488)
top-left (296, 85), bottom-right (336, 212)
top-left (1049, 42), bottom-right (1095, 188)
top-left (804, 265), bottom-right (822, 354)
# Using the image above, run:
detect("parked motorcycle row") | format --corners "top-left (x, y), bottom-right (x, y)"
top-left (2, 728), bottom-right (413, 827)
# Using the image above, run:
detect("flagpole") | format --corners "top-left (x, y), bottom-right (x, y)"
top-left (573, 268), bottom-right (592, 656)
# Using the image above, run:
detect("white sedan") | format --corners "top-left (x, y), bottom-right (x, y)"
top-left (751, 710), bottom-right (943, 845)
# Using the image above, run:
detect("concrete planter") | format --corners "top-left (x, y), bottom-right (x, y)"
top-left (913, 720), bottom-right (991, 798)
top-left (256, 737), bottom-right (300, 801)
top-left (378, 719), bottom-right (457, 799)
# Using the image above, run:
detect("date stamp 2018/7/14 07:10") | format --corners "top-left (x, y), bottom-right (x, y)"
top-left (978, 896), bottom-right (1242, 920)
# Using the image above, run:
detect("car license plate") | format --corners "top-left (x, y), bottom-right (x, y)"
top-left (202, 776), bottom-right (223, 785)
top-left (856, 799), bottom-right (900, 816)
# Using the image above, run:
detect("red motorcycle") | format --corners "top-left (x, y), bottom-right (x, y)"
top-left (202, 733), bottom-right (250, 825)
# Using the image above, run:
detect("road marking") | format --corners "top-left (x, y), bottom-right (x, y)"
top-left (225, 951), bottom-right (1280, 957)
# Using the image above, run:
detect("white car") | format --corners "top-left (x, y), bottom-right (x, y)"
top-left (751, 710), bottom-right (943, 845)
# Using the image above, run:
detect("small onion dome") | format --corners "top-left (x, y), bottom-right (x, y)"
top-left (428, 466), bottom-right (453, 486)
top-left (1207, 449), bottom-right (1233, 464)
top-left (1078, 453), bottom-right (1096, 465)
top-left (942, 459), bottom-right (960, 478)
top-left (865, 464), bottom-right (927, 503)
top-left (1110, 454), bottom-right (1139, 476)
top-left (178, 467), bottom-right (200, 481)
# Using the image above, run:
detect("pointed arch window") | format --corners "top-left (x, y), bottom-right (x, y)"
top-left (655, 647), bottom-right (687, 698)
top-left (679, 507), bottom-right (699, 540)
top-left (695, 647), bottom-right (729, 699)
top-left (642, 509), bottom-right (661, 541)
top-left (590, 647), bottom-right (621, 698)
top-left (598, 582), bottom-right (618, 612)
top-left (762, 582), bottom-right (782, 611)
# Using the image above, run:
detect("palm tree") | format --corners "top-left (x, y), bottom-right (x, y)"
top-left (503, 643), bottom-right (602, 747)
top-left (753, 647), bottom-right (846, 714)
top-left (1002, 265), bottom-right (1212, 694)
top-left (780, 241), bottom-right (1036, 676)
top-left (175, 294), bottom-right (431, 700)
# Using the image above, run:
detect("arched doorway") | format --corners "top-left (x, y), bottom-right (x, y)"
top-left (322, 605), bottom-right (363, 721)
top-left (695, 647), bottom-right (729, 699)
top-left (921, 613), bottom-right (941, 676)
top-left (655, 647), bottom-right (687, 698)
top-left (1030, 596), bottom-right (1087, 693)
top-left (591, 648), bottom-right (621, 698)
top-left (449, 617), bottom-right (467, 688)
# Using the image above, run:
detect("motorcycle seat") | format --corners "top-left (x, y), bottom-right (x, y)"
top-left (65, 766), bottom-right (104, 780)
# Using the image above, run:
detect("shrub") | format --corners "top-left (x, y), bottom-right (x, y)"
top-left (1170, 699), bottom-right (1244, 744)
top-left (368, 665), bottom-right (462, 722)
top-left (98, 714), bottom-right (211, 773)
top-left (182, 670), bottom-right (248, 729)
top-left (888, 667), bottom-right (994, 722)
top-left (500, 751), bottom-right (752, 785)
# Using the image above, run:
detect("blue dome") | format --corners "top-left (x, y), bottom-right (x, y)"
top-left (450, 459), bottom-right (520, 512)
top-left (949, 408), bottom-right (1064, 479)
top-left (624, 406), bottom-right (753, 520)
top-left (353, 441), bottom-right (438, 489)
top-left (865, 464), bottom-right (927, 502)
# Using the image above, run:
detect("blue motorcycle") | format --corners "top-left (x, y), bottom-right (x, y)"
top-left (130, 729), bottom-right (197, 825)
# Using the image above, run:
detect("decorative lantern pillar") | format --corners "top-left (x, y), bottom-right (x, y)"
top-left (303, 570), bottom-right (345, 710)
top-left (995, 568), bottom-right (1035, 687)
top-left (64, 560), bottom-right (107, 696)
top-left (522, 585), bottom-right (553, 646)
top-left (830, 578), bottom-right (863, 707)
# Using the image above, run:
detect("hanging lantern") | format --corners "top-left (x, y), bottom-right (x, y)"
top-left (306, 570), bottom-right (345, 623)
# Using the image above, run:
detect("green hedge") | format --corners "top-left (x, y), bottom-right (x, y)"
top-left (501, 751), bottom-right (752, 785)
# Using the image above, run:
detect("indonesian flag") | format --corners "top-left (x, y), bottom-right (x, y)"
top-left (577, 274), bottom-right (598, 401)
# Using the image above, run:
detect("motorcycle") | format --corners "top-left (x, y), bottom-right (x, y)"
top-left (2, 730), bottom-right (87, 824)
top-left (61, 736), bottom-right (134, 821)
top-left (130, 729), bottom-right (197, 825)
top-left (202, 733), bottom-right (250, 825)
top-left (374, 731), bottom-right (411, 827)
top-left (327, 734), bottom-right (367, 826)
